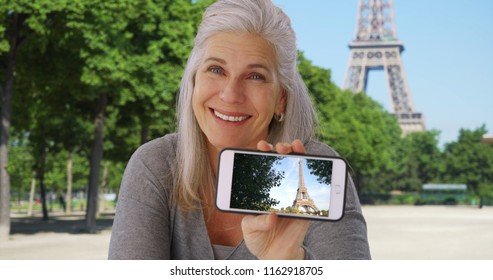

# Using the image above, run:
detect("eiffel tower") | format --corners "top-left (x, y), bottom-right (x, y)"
top-left (342, 0), bottom-right (425, 135)
top-left (292, 160), bottom-right (320, 214)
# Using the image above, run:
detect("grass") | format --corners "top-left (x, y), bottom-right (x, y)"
top-left (10, 199), bottom-right (116, 214)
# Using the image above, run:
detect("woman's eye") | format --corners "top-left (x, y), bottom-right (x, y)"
top-left (250, 74), bottom-right (265, 80)
top-left (210, 67), bottom-right (223, 75)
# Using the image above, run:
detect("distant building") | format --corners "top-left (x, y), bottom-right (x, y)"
top-left (482, 135), bottom-right (493, 145)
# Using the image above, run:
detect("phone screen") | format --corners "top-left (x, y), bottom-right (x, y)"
top-left (216, 149), bottom-right (347, 220)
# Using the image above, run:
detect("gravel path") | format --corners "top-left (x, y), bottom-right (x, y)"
top-left (1, 206), bottom-right (492, 260)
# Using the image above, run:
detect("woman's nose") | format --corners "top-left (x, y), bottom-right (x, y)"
top-left (219, 78), bottom-right (245, 104)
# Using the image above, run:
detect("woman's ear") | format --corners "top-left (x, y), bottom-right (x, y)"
top-left (275, 89), bottom-right (288, 114)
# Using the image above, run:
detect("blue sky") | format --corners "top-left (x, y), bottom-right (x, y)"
top-left (272, 0), bottom-right (493, 147)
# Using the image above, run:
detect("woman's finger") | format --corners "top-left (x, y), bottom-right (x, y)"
top-left (275, 142), bottom-right (293, 154)
top-left (291, 139), bottom-right (305, 154)
top-left (275, 139), bottom-right (305, 155)
top-left (257, 140), bottom-right (274, 152)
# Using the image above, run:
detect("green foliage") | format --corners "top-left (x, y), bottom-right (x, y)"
top-left (2, 0), bottom-right (209, 210)
top-left (306, 158), bottom-right (333, 185)
top-left (0, 25), bottom-right (8, 53)
top-left (104, 161), bottom-right (125, 193)
top-left (44, 151), bottom-right (90, 193)
top-left (6, 134), bottom-right (35, 195)
top-left (65, 0), bottom-right (205, 135)
top-left (231, 154), bottom-right (284, 211)
top-left (441, 125), bottom-right (493, 199)
top-left (0, 0), bottom-right (68, 54)
top-left (392, 130), bottom-right (443, 192)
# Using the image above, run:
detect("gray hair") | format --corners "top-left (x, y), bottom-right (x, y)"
top-left (175, 0), bottom-right (318, 209)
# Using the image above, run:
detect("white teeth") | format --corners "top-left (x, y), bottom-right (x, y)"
top-left (214, 110), bottom-right (249, 122)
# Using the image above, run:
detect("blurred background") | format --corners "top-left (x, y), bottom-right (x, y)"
top-left (0, 0), bottom-right (492, 259)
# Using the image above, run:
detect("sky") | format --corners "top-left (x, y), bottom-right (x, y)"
top-left (272, 0), bottom-right (493, 147)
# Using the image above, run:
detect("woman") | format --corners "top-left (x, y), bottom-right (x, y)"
top-left (108, 0), bottom-right (371, 260)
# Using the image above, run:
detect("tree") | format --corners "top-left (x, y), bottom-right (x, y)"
top-left (441, 125), bottom-right (493, 207)
top-left (1, 0), bottom-right (209, 237)
top-left (306, 158), bottom-right (332, 185)
top-left (6, 133), bottom-right (34, 203)
top-left (10, 1), bottom-right (91, 220)
top-left (64, 0), bottom-right (209, 231)
top-left (230, 154), bottom-right (284, 211)
top-left (0, 0), bottom-right (68, 241)
top-left (392, 130), bottom-right (442, 192)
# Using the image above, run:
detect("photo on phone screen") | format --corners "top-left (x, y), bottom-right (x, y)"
top-left (216, 149), bottom-right (347, 221)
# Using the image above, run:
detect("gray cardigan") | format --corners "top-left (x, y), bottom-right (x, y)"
top-left (108, 134), bottom-right (371, 259)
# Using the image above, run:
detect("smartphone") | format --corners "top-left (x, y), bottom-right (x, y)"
top-left (216, 148), bottom-right (348, 221)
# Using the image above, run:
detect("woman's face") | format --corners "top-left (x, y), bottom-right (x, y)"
top-left (192, 32), bottom-right (286, 152)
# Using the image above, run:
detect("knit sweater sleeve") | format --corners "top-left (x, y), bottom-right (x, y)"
top-left (108, 135), bottom-right (176, 259)
top-left (302, 140), bottom-right (372, 259)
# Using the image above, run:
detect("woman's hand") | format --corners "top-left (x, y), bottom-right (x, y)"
top-left (240, 139), bottom-right (310, 260)
top-left (257, 139), bottom-right (305, 154)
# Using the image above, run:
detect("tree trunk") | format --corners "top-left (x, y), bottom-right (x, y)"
top-left (37, 145), bottom-right (49, 221)
top-left (66, 152), bottom-right (73, 214)
top-left (27, 172), bottom-right (36, 217)
top-left (39, 179), bottom-right (48, 220)
top-left (99, 161), bottom-right (109, 214)
top-left (140, 125), bottom-right (149, 145)
top-left (0, 13), bottom-right (23, 242)
top-left (85, 93), bottom-right (107, 232)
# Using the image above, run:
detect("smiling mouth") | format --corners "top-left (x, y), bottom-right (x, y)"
top-left (213, 110), bottom-right (251, 122)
